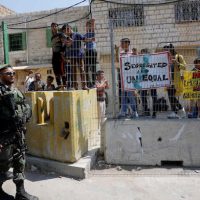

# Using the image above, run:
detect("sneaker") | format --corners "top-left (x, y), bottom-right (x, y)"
top-left (90, 85), bottom-right (96, 89)
top-left (178, 108), bottom-right (186, 118)
top-left (67, 87), bottom-right (74, 91)
top-left (134, 111), bottom-right (139, 118)
top-left (82, 86), bottom-right (89, 90)
top-left (144, 109), bottom-right (150, 117)
top-left (117, 113), bottom-right (126, 119)
top-left (188, 112), bottom-right (197, 118)
top-left (167, 112), bottom-right (180, 119)
top-left (152, 112), bottom-right (156, 118)
top-left (132, 111), bottom-right (139, 118)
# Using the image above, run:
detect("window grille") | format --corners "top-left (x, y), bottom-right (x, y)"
top-left (109, 6), bottom-right (144, 28)
top-left (9, 32), bottom-right (26, 51)
top-left (175, 0), bottom-right (200, 22)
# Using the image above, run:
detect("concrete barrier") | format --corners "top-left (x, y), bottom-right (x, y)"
top-left (25, 89), bottom-right (98, 163)
top-left (104, 119), bottom-right (200, 166)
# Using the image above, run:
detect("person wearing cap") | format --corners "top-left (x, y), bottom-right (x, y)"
top-left (62, 23), bottom-right (92, 90)
top-left (188, 58), bottom-right (200, 118)
top-left (118, 38), bottom-right (139, 118)
top-left (51, 22), bottom-right (66, 87)
top-left (0, 64), bottom-right (38, 200)
top-left (163, 43), bottom-right (186, 119)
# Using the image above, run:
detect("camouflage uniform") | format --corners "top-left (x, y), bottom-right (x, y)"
top-left (0, 83), bottom-right (31, 184)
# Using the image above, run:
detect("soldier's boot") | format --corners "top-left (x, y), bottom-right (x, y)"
top-left (15, 181), bottom-right (39, 200)
top-left (0, 182), bottom-right (15, 200)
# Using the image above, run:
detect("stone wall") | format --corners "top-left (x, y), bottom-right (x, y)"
top-left (0, 5), bottom-right (15, 16)
top-left (92, 0), bottom-right (200, 57)
top-left (1, 1), bottom-right (199, 67)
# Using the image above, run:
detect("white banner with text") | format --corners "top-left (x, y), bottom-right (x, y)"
top-left (120, 52), bottom-right (171, 90)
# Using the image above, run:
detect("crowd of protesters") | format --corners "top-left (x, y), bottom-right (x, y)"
top-left (51, 21), bottom-right (97, 90)
top-left (23, 25), bottom-right (199, 120)
top-left (118, 38), bottom-right (200, 119)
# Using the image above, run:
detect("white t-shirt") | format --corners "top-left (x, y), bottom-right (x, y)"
top-left (24, 76), bottom-right (34, 92)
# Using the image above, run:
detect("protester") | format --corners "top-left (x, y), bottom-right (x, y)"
top-left (95, 70), bottom-right (109, 131)
top-left (163, 43), bottom-right (186, 119)
top-left (62, 23), bottom-right (93, 90)
top-left (51, 22), bottom-right (66, 87)
top-left (132, 48), bottom-right (138, 55)
top-left (0, 64), bottom-right (38, 200)
top-left (140, 48), bottom-right (158, 118)
top-left (188, 58), bottom-right (200, 118)
top-left (44, 75), bottom-right (56, 91)
top-left (24, 70), bottom-right (34, 92)
top-left (60, 29), bottom-right (74, 90)
top-left (118, 38), bottom-right (139, 118)
top-left (28, 73), bottom-right (45, 91)
top-left (84, 19), bottom-right (97, 88)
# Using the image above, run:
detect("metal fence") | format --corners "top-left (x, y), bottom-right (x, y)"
top-left (2, 0), bottom-right (200, 150)
top-left (103, 0), bottom-right (200, 120)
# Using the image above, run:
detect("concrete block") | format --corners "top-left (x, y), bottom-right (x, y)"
top-left (25, 90), bottom-right (98, 163)
top-left (27, 148), bottom-right (98, 179)
top-left (104, 119), bottom-right (200, 167)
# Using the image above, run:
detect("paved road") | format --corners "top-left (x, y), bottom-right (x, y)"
top-left (3, 167), bottom-right (200, 200)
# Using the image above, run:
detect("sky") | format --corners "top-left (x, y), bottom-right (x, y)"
top-left (0, 0), bottom-right (89, 13)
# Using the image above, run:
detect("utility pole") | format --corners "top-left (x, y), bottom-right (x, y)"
top-left (2, 21), bottom-right (9, 64)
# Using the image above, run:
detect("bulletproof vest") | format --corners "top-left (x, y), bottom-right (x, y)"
top-left (0, 84), bottom-right (32, 128)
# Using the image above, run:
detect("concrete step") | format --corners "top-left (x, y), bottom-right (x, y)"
top-left (26, 148), bottom-right (98, 179)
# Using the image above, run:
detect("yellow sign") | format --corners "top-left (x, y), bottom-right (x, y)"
top-left (183, 70), bottom-right (200, 100)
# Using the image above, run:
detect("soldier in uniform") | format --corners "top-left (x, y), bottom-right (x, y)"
top-left (0, 64), bottom-right (38, 200)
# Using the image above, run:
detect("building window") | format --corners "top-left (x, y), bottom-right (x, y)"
top-left (109, 6), bottom-right (144, 28)
top-left (175, 1), bottom-right (200, 22)
top-left (9, 32), bottom-right (26, 51)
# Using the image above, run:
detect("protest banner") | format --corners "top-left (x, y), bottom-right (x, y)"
top-left (183, 70), bottom-right (200, 100)
top-left (120, 52), bottom-right (171, 90)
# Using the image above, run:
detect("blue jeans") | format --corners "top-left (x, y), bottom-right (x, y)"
top-left (120, 91), bottom-right (137, 115)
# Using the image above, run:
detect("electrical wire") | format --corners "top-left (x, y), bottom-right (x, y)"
top-left (7, 0), bottom-right (87, 27)
top-left (1, 0), bottom-right (186, 30)
top-left (98, 0), bottom-right (185, 6)
top-left (7, 11), bottom-right (91, 30)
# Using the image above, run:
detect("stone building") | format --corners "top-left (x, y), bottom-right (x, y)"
top-left (0, 4), bottom-right (15, 16)
top-left (92, 0), bottom-right (200, 67)
top-left (0, 5), bottom-right (89, 90)
top-left (92, 0), bottom-right (200, 115)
